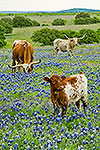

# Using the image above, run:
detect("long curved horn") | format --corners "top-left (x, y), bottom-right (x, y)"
top-left (9, 64), bottom-right (22, 69)
top-left (64, 34), bottom-right (69, 39)
top-left (30, 59), bottom-right (41, 65)
top-left (79, 33), bottom-right (87, 39)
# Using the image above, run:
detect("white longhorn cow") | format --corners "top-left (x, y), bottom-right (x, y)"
top-left (53, 33), bottom-right (87, 56)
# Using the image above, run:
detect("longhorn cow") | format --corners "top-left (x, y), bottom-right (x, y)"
top-left (9, 40), bottom-right (41, 73)
top-left (53, 33), bottom-right (87, 56)
top-left (43, 72), bottom-right (88, 116)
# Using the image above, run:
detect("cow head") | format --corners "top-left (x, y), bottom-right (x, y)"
top-left (10, 59), bottom-right (41, 73)
top-left (64, 33), bottom-right (87, 46)
top-left (43, 75), bottom-right (66, 91)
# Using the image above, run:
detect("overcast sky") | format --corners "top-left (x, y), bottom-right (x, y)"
top-left (0, 0), bottom-right (100, 11)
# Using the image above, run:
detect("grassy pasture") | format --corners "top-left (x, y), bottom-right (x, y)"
top-left (0, 16), bottom-right (100, 150)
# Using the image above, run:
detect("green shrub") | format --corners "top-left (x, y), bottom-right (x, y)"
top-left (42, 24), bottom-right (49, 26)
top-left (96, 28), bottom-right (100, 40)
top-left (1, 17), bottom-right (12, 25)
top-left (51, 18), bottom-right (65, 26)
top-left (12, 16), bottom-right (32, 27)
top-left (12, 16), bottom-right (40, 27)
top-left (79, 29), bottom-right (100, 44)
top-left (74, 13), bottom-right (100, 25)
top-left (31, 28), bottom-right (61, 45)
top-left (0, 25), bottom-right (7, 47)
top-left (0, 20), bottom-right (13, 34)
top-left (90, 17), bottom-right (100, 24)
top-left (31, 28), bottom-right (100, 46)
top-left (59, 30), bottom-right (79, 39)
top-left (74, 18), bottom-right (87, 25)
top-left (32, 20), bottom-right (40, 26)
top-left (75, 12), bottom-right (90, 19)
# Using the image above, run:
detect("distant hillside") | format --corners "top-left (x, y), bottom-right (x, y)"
top-left (57, 8), bottom-right (100, 13)
top-left (0, 8), bottom-right (100, 14)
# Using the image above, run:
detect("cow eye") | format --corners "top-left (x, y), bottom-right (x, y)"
top-left (70, 39), bottom-right (73, 41)
top-left (52, 80), bottom-right (56, 84)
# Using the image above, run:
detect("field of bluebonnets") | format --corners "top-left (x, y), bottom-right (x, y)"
top-left (0, 42), bottom-right (100, 150)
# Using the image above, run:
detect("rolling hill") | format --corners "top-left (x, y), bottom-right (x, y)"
top-left (0, 8), bottom-right (100, 14)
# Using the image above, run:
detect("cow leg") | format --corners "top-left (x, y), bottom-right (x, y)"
top-left (62, 101), bottom-right (68, 117)
top-left (67, 49), bottom-right (71, 56)
top-left (81, 96), bottom-right (88, 113)
top-left (53, 48), bottom-right (59, 56)
top-left (12, 60), bottom-right (16, 73)
top-left (30, 65), bottom-right (33, 73)
top-left (75, 99), bottom-right (81, 111)
top-left (30, 56), bottom-right (34, 73)
top-left (70, 49), bottom-right (74, 56)
top-left (18, 66), bottom-right (20, 73)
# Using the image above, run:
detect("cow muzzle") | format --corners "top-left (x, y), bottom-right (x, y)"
top-left (59, 86), bottom-right (64, 91)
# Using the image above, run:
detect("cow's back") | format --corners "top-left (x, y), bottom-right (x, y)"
top-left (24, 42), bottom-right (34, 63)
top-left (12, 43), bottom-right (25, 61)
top-left (64, 74), bottom-right (87, 102)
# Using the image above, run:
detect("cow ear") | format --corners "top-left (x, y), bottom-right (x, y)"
top-left (77, 39), bottom-right (80, 42)
top-left (61, 76), bottom-right (66, 81)
top-left (43, 77), bottom-right (51, 83)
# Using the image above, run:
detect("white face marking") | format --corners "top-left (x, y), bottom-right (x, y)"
top-left (73, 38), bottom-right (78, 46)
top-left (22, 64), bottom-right (31, 72)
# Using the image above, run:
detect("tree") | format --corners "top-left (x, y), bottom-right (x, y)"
top-left (51, 18), bottom-right (65, 26)
top-left (1, 17), bottom-right (12, 25)
top-left (79, 29), bottom-right (100, 44)
top-left (75, 12), bottom-right (90, 19)
top-left (96, 28), bottom-right (100, 40)
top-left (12, 16), bottom-right (40, 27)
top-left (90, 17), bottom-right (100, 24)
top-left (0, 20), bottom-right (13, 34)
top-left (31, 28), bottom-right (61, 45)
top-left (32, 20), bottom-right (40, 26)
top-left (0, 25), bottom-right (7, 47)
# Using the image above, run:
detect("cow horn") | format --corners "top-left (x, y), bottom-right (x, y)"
top-left (64, 34), bottom-right (69, 39)
top-left (9, 64), bottom-right (22, 69)
top-left (30, 59), bottom-right (41, 65)
top-left (79, 33), bottom-right (87, 39)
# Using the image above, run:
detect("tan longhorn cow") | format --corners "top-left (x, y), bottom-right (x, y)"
top-left (10, 40), bottom-right (41, 73)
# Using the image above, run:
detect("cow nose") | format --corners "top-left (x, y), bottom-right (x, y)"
top-left (76, 44), bottom-right (77, 46)
top-left (59, 86), bottom-right (64, 91)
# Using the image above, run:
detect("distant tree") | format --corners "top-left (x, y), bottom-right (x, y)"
top-left (74, 18), bottom-right (86, 25)
top-left (1, 17), bottom-right (12, 25)
top-left (0, 20), bottom-right (13, 34)
top-left (31, 28), bottom-right (100, 45)
top-left (75, 12), bottom-right (90, 19)
top-left (96, 28), bottom-right (100, 40)
top-left (0, 25), bottom-right (7, 47)
top-left (31, 28), bottom-right (61, 45)
top-left (42, 24), bottom-right (49, 26)
top-left (79, 29), bottom-right (100, 44)
top-left (32, 20), bottom-right (40, 26)
top-left (75, 12), bottom-right (100, 25)
top-left (51, 18), bottom-right (65, 26)
top-left (12, 16), bottom-right (40, 27)
top-left (90, 17), bottom-right (100, 24)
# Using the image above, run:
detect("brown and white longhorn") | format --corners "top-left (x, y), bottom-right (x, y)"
top-left (53, 33), bottom-right (87, 56)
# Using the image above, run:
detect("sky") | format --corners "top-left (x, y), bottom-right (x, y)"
top-left (0, 0), bottom-right (100, 11)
